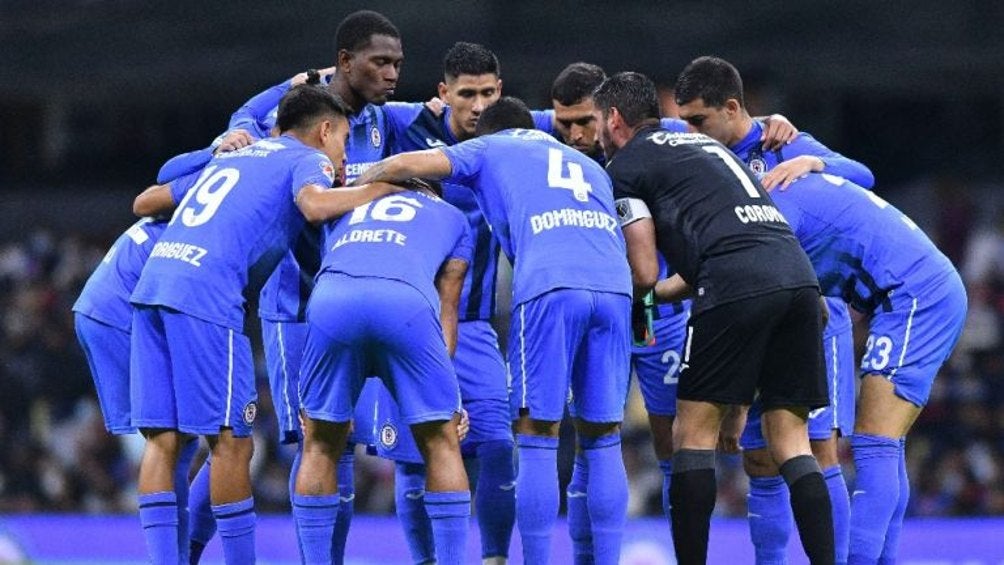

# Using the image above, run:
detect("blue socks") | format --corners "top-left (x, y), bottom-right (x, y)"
top-left (567, 451), bottom-right (593, 565)
top-left (516, 434), bottom-right (560, 564)
top-left (175, 439), bottom-right (199, 564)
top-left (824, 465), bottom-right (850, 565)
top-left (333, 448), bottom-right (356, 563)
top-left (293, 493), bottom-right (340, 565)
top-left (475, 439), bottom-right (516, 560)
top-left (395, 462), bottom-right (435, 564)
top-left (849, 434), bottom-right (900, 564)
top-left (211, 497), bottom-right (256, 564)
top-left (581, 433), bottom-right (628, 565)
top-left (187, 458), bottom-right (215, 564)
top-left (139, 491), bottom-right (180, 565)
top-left (747, 475), bottom-right (792, 565)
top-left (658, 459), bottom-right (673, 524)
top-left (878, 438), bottom-right (908, 565)
top-left (424, 490), bottom-right (471, 565)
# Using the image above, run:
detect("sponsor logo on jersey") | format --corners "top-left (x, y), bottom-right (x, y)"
top-left (370, 125), bottom-right (382, 148)
top-left (380, 422), bottom-right (398, 448)
top-left (243, 401), bottom-right (258, 425)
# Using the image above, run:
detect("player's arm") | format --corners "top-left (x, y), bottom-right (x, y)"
top-left (351, 149), bottom-right (453, 186)
top-left (295, 182), bottom-right (405, 225)
top-left (614, 197), bottom-right (660, 296)
top-left (654, 273), bottom-right (693, 303)
top-left (763, 133), bottom-right (875, 191)
top-left (435, 258), bottom-right (468, 357)
top-left (756, 114), bottom-right (799, 150)
top-left (133, 183), bottom-right (176, 217)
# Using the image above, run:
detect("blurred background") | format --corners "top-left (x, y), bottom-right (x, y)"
top-left (1, 0), bottom-right (1003, 562)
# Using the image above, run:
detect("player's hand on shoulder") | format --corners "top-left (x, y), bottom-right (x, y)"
top-left (716, 405), bottom-right (748, 454)
top-left (215, 129), bottom-right (256, 154)
top-left (457, 409), bottom-right (470, 442)
top-left (425, 96), bottom-right (446, 117)
top-left (761, 155), bottom-right (824, 192)
top-left (760, 114), bottom-right (799, 151)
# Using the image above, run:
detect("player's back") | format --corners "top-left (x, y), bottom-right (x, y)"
top-left (133, 136), bottom-right (332, 330)
top-left (320, 190), bottom-right (472, 315)
top-left (609, 128), bottom-right (817, 313)
top-left (772, 173), bottom-right (956, 312)
top-left (74, 219), bottom-right (167, 331)
top-left (445, 129), bottom-right (631, 306)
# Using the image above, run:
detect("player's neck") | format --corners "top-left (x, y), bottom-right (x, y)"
top-left (328, 77), bottom-right (365, 115)
top-left (732, 113), bottom-right (755, 147)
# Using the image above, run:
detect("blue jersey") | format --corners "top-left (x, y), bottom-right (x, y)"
top-left (383, 102), bottom-right (500, 321)
top-left (772, 174), bottom-right (955, 313)
top-left (132, 135), bottom-right (335, 330)
top-left (441, 128), bottom-right (632, 306)
top-left (73, 219), bottom-right (170, 332)
top-left (320, 191), bottom-right (473, 316)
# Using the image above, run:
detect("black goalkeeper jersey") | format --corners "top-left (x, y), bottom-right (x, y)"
top-left (608, 126), bottom-right (818, 314)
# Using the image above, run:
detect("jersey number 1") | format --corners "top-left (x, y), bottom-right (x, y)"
top-left (170, 165), bottom-right (240, 227)
top-left (702, 145), bottom-right (761, 199)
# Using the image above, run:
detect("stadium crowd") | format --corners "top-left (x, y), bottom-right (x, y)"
top-left (1, 212), bottom-right (1002, 517)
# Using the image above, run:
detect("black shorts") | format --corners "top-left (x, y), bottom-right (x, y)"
top-left (676, 286), bottom-right (828, 409)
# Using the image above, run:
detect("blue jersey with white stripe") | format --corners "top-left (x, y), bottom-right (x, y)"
top-left (320, 191), bottom-right (473, 316)
top-left (441, 128), bottom-right (632, 306)
top-left (771, 173), bottom-right (956, 313)
top-left (383, 102), bottom-right (500, 321)
top-left (131, 135), bottom-right (334, 330)
top-left (73, 218), bottom-right (170, 332)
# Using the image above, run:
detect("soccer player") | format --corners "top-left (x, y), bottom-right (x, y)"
top-left (594, 72), bottom-right (834, 565)
top-left (355, 97), bottom-right (634, 565)
top-left (73, 215), bottom-right (202, 562)
top-left (764, 173), bottom-right (966, 565)
top-left (294, 182), bottom-right (473, 565)
top-left (363, 42), bottom-right (516, 565)
top-left (673, 55), bottom-right (875, 565)
top-left (128, 85), bottom-right (399, 564)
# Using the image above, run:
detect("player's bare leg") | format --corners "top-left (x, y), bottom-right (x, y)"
top-left (413, 413), bottom-right (471, 565)
top-left (762, 406), bottom-right (834, 565)
top-left (204, 429), bottom-right (257, 564)
top-left (137, 428), bottom-right (185, 564)
top-left (292, 415), bottom-right (351, 564)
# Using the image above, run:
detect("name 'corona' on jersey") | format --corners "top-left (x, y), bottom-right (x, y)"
top-left (529, 208), bottom-right (618, 234)
top-left (734, 204), bottom-right (787, 225)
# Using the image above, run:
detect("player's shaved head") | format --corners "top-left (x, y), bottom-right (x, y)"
top-left (277, 85), bottom-right (350, 133)
top-left (674, 56), bottom-right (745, 109)
top-left (475, 96), bottom-right (534, 136)
top-left (443, 42), bottom-right (500, 80)
top-left (335, 10), bottom-right (400, 53)
top-left (593, 72), bottom-right (660, 128)
top-left (551, 62), bottom-right (606, 106)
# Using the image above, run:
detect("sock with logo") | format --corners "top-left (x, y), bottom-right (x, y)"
top-left (878, 438), bottom-right (909, 565)
top-left (848, 434), bottom-right (900, 564)
top-left (581, 433), bottom-right (628, 565)
top-left (567, 450), bottom-right (593, 565)
top-left (516, 434), bottom-right (560, 564)
top-left (747, 475), bottom-right (792, 565)
top-left (332, 448), bottom-right (355, 563)
top-left (475, 439), bottom-right (516, 560)
top-left (823, 465), bottom-right (850, 565)
top-left (396, 462), bottom-right (435, 564)
top-left (293, 493), bottom-right (339, 565)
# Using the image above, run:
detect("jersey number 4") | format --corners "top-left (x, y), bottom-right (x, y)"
top-left (170, 165), bottom-right (240, 227)
top-left (547, 148), bottom-right (592, 202)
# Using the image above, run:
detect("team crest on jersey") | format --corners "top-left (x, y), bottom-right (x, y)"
top-left (243, 401), bottom-right (258, 425)
top-left (749, 158), bottom-right (767, 178)
top-left (370, 125), bottom-right (382, 148)
top-left (380, 422), bottom-right (398, 448)
top-left (320, 161), bottom-right (336, 184)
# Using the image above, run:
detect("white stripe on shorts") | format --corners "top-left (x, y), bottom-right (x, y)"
top-left (889, 298), bottom-right (918, 378)
top-left (277, 323), bottom-right (294, 433)
top-left (830, 335), bottom-right (839, 428)
top-left (225, 329), bottom-right (234, 427)
top-left (520, 304), bottom-right (528, 408)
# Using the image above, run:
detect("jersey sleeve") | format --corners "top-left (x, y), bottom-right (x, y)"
top-left (441, 137), bottom-right (488, 185)
top-left (169, 169), bottom-right (203, 203)
top-left (157, 148), bottom-right (214, 184)
top-left (780, 131), bottom-right (875, 189)
top-left (382, 101), bottom-right (425, 138)
top-left (660, 117), bottom-right (690, 133)
top-left (532, 109), bottom-right (556, 136)
top-left (448, 214), bottom-right (475, 265)
top-left (227, 79), bottom-right (291, 138)
top-left (289, 152), bottom-right (337, 199)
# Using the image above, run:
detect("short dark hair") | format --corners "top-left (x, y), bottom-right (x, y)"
top-left (276, 85), bottom-right (350, 133)
top-left (474, 96), bottom-right (534, 136)
top-left (443, 42), bottom-right (500, 80)
top-left (550, 62), bottom-right (607, 106)
top-left (674, 56), bottom-right (745, 108)
top-left (335, 10), bottom-right (400, 53)
top-left (592, 72), bottom-right (660, 128)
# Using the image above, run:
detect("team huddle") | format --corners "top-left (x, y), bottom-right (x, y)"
top-left (71, 9), bottom-right (967, 565)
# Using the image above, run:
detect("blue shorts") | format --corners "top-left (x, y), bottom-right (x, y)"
top-left (130, 306), bottom-right (257, 437)
top-left (508, 289), bottom-right (631, 423)
top-left (632, 305), bottom-right (690, 417)
top-left (299, 274), bottom-right (462, 426)
top-left (741, 317), bottom-right (856, 450)
top-left (261, 320), bottom-right (307, 444)
top-left (351, 378), bottom-right (382, 447)
top-left (75, 313), bottom-right (136, 435)
top-left (860, 271), bottom-right (967, 407)
top-left (375, 320), bottom-right (512, 463)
